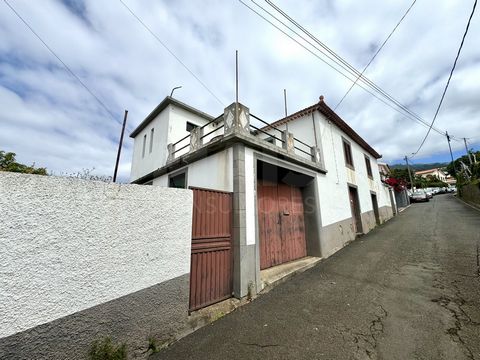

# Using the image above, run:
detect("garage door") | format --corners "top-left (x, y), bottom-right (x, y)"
top-left (189, 188), bottom-right (233, 311)
top-left (258, 179), bottom-right (307, 270)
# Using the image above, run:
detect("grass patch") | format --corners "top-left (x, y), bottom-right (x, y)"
top-left (89, 337), bottom-right (127, 360)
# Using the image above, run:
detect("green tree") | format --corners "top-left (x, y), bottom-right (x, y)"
top-left (0, 150), bottom-right (47, 175)
top-left (446, 151), bottom-right (480, 176)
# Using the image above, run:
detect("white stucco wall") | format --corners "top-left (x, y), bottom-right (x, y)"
top-left (130, 104), bottom-right (220, 182)
top-left (0, 172), bottom-right (193, 338)
top-left (153, 148), bottom-right (233, 192)
top-left (130, 109), bottom-right (169, 182)
top-left (257, 114), bottom-right (319, 163)
top-left (254, 109), bottom-right (390, 228)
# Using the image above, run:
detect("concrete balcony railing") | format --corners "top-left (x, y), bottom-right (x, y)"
top-left (167, 102), bottom-right (322, 166)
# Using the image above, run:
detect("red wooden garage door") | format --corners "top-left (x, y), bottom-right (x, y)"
top-left (189, 188), bottom-right (233, 311)
top-left (258, 179), bottom-right (307, 270)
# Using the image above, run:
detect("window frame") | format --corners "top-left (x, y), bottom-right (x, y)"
top-left (142, 134), bottom-right (147, 158)
top-left (186, 121), bottom-right (199, 132)
top-left (149, 128), bottom-right (154, 154)
top-left (342, 138), bottom-right (354, 169)
top-left (168, 168), bottom-right (188, 189)
top-left (365, 155), bottom-right (373, 179)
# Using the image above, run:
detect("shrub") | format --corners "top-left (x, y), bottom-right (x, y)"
top-left (89, 337), bottom-right (127, 360)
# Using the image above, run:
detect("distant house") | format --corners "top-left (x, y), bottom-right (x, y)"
top-left (415, 168), bottom-right (447, 182)
top-left (377, 162), bottom-right (391, 181)
top-left (445, 174), bottom-right (457, 186)
top-left (129, 95), bottom-right (396, 310)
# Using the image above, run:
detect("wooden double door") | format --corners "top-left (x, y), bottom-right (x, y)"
top-left (257, 179), bottom-right (307, 270)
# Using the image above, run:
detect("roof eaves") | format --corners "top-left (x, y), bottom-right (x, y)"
top-left (129, 96), bottom-right (215, 138)
top-left (261, 97), bottom-right (382, 159)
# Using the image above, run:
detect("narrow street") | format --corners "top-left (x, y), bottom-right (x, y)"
top-left (154, 194), bottom-right (480, 360)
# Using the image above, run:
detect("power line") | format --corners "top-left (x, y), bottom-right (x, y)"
top-left (411, 0), bottom-right (477, 157)
top-left (334, 0), bottom-right (417, 110)
top-left (264, 0), bottom-right (452, 138)
top-left (245, 1), bottom-right (448, 137)
top-left (3, 0), bottom-right (119, 122)
top-left (240, 0), bottom-right (437, 133)
top-left (238, 0), bottom-right (431, 126)
top-left (118, 0), bottom-right (225, 107)
top-left (241, 0), bottom-right (431, 132)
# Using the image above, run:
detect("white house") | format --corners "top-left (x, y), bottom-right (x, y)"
top-left (415, 168), bottom-right (448, 182)
top-left (129, 95), bottom-right (395, 310)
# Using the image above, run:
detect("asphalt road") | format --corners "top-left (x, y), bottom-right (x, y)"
top-left (153, 194), bottom-right (480, 360)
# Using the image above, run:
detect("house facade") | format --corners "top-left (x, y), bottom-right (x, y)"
top-left (415, 168), bottom-right (448, 182)
top-left (130, 96), bottom-right (395, 309)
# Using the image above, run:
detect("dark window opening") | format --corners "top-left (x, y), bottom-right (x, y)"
top-left (186, 122), bottom-right (199, 132)
top-left (169, 172), bottom-right (186, 189)
top-left (265, 136), bottom-right (275, 145)
top-left (343, 140), bottom-right (354, 168)
top-left (365, 156), bottom-right (373, 178)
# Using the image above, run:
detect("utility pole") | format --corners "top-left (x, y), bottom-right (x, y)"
top-left (463, 137), bottom-right (473, 165)
top-left (446, 131), bottom-right (456, 175)
top-left (404, 155), bottom-right (415, 191)
top-left (113, 110), bottom-right (128, 183)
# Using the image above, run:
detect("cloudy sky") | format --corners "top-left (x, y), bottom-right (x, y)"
top-left (1, 0), bottom-right (479, 181)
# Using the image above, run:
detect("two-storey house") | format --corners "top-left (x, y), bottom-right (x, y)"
top-left (129, 95), bottom-right (396, 311)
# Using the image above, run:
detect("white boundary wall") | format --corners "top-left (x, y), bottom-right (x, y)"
top-left (0, 173), bottom-right (193, 338)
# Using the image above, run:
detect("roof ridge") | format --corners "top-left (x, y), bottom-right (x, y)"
top-left (259, 96), bottom-right (381, 159)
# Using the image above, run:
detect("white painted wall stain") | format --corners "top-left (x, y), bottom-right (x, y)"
top-left (0, 173), bottom-right (193, 338)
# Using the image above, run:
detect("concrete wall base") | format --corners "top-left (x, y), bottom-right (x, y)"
top-left (0, 274), bottom-right (190, 360)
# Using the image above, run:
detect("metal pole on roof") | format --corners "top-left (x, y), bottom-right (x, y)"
top-left (235, 50), bottom-right (239, 104)
top-left (283, 89), bottom-right (289, 133)
top-left (170, 86), bottom-right (182, 97)
top-left (113, 110), bottom-right (128, 183)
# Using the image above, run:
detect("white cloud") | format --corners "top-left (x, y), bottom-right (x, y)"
top-left (1, 0), bottom-right (479, 182)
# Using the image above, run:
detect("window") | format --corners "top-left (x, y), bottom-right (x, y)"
top-left (169, 171), bottom-right (187, 189)
top-left (343, 139), bottom-right (354, 168)
top-left (142, 134), bottom-right (147, 158)
top-left (265, 136), bottom-right (275, 145)
top-left (149, 128), bottom-right (154, 153)
top-left (365, 156), bottom-right (373, 178)
top-left (186, 122), bottom-right (198, 132)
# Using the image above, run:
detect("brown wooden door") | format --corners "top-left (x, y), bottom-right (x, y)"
top-left (349, 187), bottom-right (363, 234)
top-left (189, 188), bottom-right (232, 311)
top-left (258, 179), bottom-right (307, 270)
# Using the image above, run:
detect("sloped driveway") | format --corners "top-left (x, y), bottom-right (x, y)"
top-left (153, 194), bottom-right (480, 360)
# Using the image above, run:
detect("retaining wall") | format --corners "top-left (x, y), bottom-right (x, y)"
top-left (459, 182), bottom-right (480, 208)
top-left (0, 172), bottom-right (193, 359)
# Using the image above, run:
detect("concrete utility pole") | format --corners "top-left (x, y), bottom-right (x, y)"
top-left (404, 155), bottom-right (415, 191)
top-left (113, 110), bottom-right (128, 183)
top-left (463, 137), bottom-right (473, 165)
top-left (446, 131), bottom-right (456, 175)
